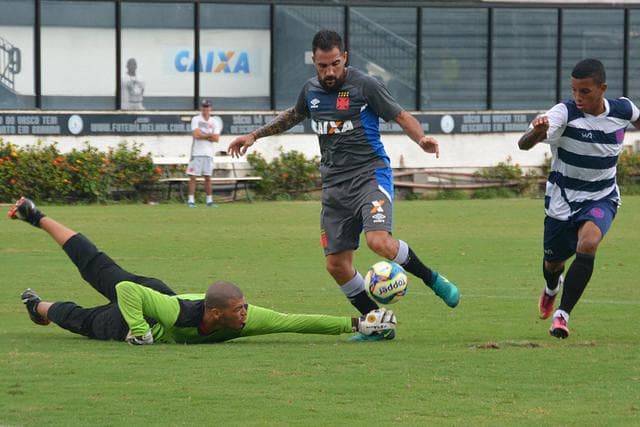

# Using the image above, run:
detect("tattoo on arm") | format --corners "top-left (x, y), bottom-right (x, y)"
top-left (253, 107), bottom-right (306, 139)
top-left (518, 128), bottom-right (545, 150)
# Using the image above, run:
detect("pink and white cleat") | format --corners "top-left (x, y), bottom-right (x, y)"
top-left (549, 314), bottom-right (570, 339)
top-left (538, 276), bottom-right (563, 320)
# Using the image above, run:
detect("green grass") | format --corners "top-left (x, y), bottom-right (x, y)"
top-left (1, 198), bottom-right (639, 426)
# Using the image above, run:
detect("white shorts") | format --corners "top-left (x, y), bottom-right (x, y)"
top-left (186, 156), bottom-right (214, 176)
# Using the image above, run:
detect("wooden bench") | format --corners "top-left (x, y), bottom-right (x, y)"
top-left (153, 154), bottom-right (261, 203)
top-left (158, 176), bottom-right (262, 202)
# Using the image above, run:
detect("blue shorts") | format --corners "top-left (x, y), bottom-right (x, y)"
top-left (543, 199), bottom-right (617, 262)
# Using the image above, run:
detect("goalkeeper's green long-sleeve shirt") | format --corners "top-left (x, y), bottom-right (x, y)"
top-left (115, 281), bottom-right (353, 344)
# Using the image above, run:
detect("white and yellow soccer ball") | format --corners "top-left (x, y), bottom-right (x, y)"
top-left (364, 261), bottom-right (408, 305)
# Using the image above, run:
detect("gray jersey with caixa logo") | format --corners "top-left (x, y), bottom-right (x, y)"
top-left (294, 67), bottom-right (403, 188)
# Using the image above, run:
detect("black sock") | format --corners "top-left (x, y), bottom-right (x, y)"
top-left (543, 262), bottom-right (564, 292)
top-left (559, 252), bottom-right (595, 314)
top-left (401, 247), bottom-right (435, 287)
top-left (349, 291), bottom-right (379, 315)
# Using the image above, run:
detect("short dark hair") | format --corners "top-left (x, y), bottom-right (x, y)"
top-left (205, 280), bottom-right (243, 309)
top-left (312, 30), bottom-right (344, 53)
top-left (571, 58), bottom-right (606, 85)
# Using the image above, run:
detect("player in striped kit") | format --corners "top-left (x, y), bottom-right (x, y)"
top-left (518, 58), bottom-right (640, 338)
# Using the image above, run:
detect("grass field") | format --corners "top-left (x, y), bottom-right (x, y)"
top-left (1, 198), bottom-right (639, 426)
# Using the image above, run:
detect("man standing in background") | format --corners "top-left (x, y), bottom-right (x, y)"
top-left (187, 99), bottom-right (221, 208)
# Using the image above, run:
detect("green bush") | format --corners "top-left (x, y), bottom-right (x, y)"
top-left (475, 156), bottom-right (543, 197)
top-left (618, 149), bottom-right (640, 187)
top-left (247, 149), bottom-right (320, 200)
top-left (0, 139), bottom-right (161, 203)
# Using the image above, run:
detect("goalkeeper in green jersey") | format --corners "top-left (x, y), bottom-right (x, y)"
top-left (9, 197), bottom-right (396, 344)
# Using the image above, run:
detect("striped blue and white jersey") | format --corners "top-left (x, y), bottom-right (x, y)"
top-left (543, 98), bottom-right (639, 220)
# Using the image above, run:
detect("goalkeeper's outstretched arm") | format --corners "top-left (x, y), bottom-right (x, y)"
top-left (240, 306), bottom-right (396, 337)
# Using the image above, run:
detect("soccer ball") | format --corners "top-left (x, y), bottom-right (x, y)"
top-left (364, 261), bottom-right (408, 305)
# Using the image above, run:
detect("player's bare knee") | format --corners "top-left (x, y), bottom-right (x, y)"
top-left (365, 234), bottom-right (395, 259)
top-left (577, 239), bottom-right (599, 255)
top-left (325, 257), bottom-right (348, 277)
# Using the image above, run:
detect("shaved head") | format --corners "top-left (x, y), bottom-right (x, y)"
top-left (205, 281), bottom-right (244, 309)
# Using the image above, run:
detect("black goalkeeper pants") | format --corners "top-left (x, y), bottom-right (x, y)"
top-left (47, 233), bottom-right (176, 341)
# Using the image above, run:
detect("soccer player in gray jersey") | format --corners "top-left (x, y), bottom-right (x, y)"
top-left (229, 30), bottom-right (459, 340)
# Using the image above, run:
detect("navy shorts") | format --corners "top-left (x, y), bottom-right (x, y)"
top-left (320, 168), bottom-right (394, 256)
top-left (543, 199), bottom-right (617, 262)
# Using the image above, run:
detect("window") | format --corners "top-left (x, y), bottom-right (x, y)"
top-left (561, 9), bottom-right (624, 100)
top-left (492, 9), bottom-right (557, 110)
top-left (274, 6), bottom-right (344, 110)
top-left (421, 8), bottom-right (487, 111)
top-left (629, 10), bottom-right (640, 101)
top-left (121, 2), bottom-right (194, 110)
top-left (200, 3), bottom-right (270, 110)
top-left (349, 7), bottom-right (417, 110)
top-left (0, 0), bottom-right (35, 109)
top-left (41, 0), bottom-right (115, 110)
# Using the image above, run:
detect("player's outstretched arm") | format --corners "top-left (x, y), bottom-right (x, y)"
top-left (240, 305), bottom-right (354, 337)
top-left (394, 111), bottom-right (440, 158)
top-left (228, 107), bottom-right (306, 157)
top-left (518, 115), bottom-right (549, 150)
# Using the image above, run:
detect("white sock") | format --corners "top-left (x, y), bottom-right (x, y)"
top-left (206, 195), bottom-right (213, 204)
top-left (553, 309), bottom-right (569, 321)
top-left (393, 240), bottom-right (409, 265)
top-left (339, 271), bottom-right (366, 297)
top-left (545, 275), bottom-right (563, 296)
top-left (188, 195), bottom-right (195, 204)
top-left (545, 285), bottom-right (560, 296)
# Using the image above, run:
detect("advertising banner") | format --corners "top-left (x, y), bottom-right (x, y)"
top-left (0, 112), bottom-right (540, 136)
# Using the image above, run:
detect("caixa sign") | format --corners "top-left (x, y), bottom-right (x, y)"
top-left (174, 50), bottom-right (250, 73)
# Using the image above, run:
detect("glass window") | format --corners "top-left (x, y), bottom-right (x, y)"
top-left (492, 9), bottom-right (557, 110)
top-left (349, 7), bottom-right (417, 110)
top-left (199, 4), bottom-right (270, 110)
top-left (0, 0), bottom-right (35, 109)
top-left (41, 1), bottom-right (115, 110)
top-left (561, 9), bottom-right (624, 100)
top-left (421, 8), bottom-right (487, 111)
top-left (274, 6), bottom-right (344, 110)
top-left (629, 10), bottom-right (640, 101)
top-left (121, 2), bottom-right (194, 110)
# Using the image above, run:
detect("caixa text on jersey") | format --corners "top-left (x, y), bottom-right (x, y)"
top-left (311, 120), bottom-right (354, 135)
